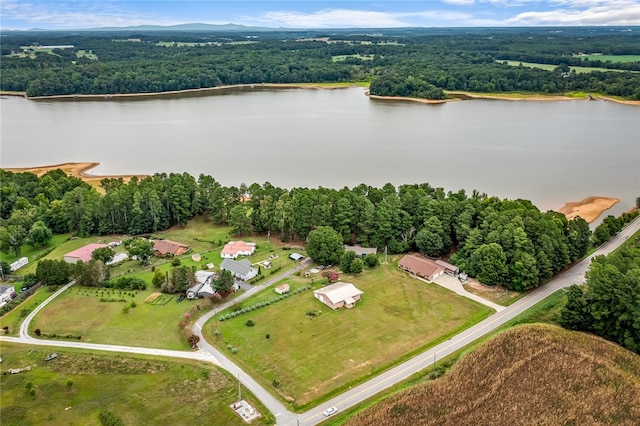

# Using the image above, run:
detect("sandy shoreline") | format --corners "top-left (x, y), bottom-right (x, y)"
top-left (2, 162), bottom-right (621, 223)
top-left (2, 85), bottom-right (638, 105)
top-left (3, 162), bottom-right (148, 189)
top-left (558, 196), bottom-right (620, 223)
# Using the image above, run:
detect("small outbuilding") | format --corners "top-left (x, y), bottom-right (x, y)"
top-left (275, 284), bottom-right (290, 294)
top-left (289, 253), bottom-right (304, 261)
top-left (313, 281), bottom-right (363, 310)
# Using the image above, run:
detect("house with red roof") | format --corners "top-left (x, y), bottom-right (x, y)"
top-left (398, 254), bottom-right (445, 281)
top-left (153, 239), bottom-right (189, 257)
top-left (63, 243), bottom-right (108, 264)
top-left (221, 241), bottom-right (256, 259)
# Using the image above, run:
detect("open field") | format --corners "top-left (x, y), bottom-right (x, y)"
top-left (344, 323), bottom-right (640, 426)
top-left (28, 286), bottom-right (198, 349)
top-left (75, 49), bottom-right (97, 60)
top-left (204, 260), bottom-right (493, 408)
top-left (332, 54), bottom-right (375, 62)
top-left (500, 60), bottom-right (633, 74)
top-left (0, 342), bottom-right (273, 426)
top-left (574, 54), bottom-right (640, 63)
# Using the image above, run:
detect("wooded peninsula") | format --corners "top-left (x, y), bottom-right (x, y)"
top-left (1, 26), bottom-right (639, 100)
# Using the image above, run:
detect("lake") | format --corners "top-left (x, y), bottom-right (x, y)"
top-left (1, 87), bottom-right (638, 218)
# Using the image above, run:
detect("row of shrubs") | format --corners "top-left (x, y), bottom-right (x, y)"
top-left (219, 285), bottom-right (312, 322)
top-left (102, 276), bottom-right (147, 290)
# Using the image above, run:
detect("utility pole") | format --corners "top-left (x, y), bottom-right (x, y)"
top-left (384, 246), bottom-right (388, 264)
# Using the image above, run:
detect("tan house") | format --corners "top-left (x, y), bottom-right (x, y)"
top-left (398, 254), bottom-right (445, 281)
top-left (153, 239), bottom-right (189, 257)
top-left (313, 281), bottom-right (363, 310)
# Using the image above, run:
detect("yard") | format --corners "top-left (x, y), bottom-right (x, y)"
top-left (204, 260), bottom-right (493, 409)
top-left (0, 342), bottom-right (273, 425)
top-left (27, 286), bottom-right (205, 350)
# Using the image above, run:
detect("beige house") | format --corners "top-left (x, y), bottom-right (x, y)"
top-left (313, 281), bottom-right (363, 310)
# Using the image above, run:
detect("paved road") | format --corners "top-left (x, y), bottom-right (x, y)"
top-left (2, 218), bottom-right (637, 426)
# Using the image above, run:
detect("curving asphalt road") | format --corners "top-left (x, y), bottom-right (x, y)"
top-left (2, 217), bottom-right (638, 425)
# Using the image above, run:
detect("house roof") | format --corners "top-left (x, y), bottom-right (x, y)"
top-left (398, 254), bottom-right (444, 278)
top-left (289, 253), bottom-right (304, 261)
top-left (221, 241), bottom-right (256, 256)
top-left (64, 243), bottom-right (108, 262)
top-left (195, 270), bottom-right (215, 284)
top-left (220, 258), bottom-right (257, 277)
top-left (153, 239), bottom-right (189, 256)
top-left (313, 281), bottom-right (363, 304)
top-left (435, 259), bottom-right (459, 271)
top-left (0, 285), bottom-right (15, 294)
top-left (344, 245), bottom-right (377, 256)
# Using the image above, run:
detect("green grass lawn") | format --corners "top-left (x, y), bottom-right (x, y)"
top-left (0, 287), bottom-right (55, 334)
top-left (28, 286), bottom-right (203, 349)
top-left (205, 260), bottom-right (493, 409)
top-left (332, 54), bottom-right (375, 62)
top-left (500, 60), bottom-right (633, 74)
top-left (0, 342), bottom-right (273, 426)
top-left (574, 54), bottom-right (640, 63)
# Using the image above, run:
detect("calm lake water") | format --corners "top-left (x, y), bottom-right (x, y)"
top-left (1, 87), bottom-right (638, 218)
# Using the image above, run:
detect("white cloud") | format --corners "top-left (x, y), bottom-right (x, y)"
top-left (506, 0), bottom-right (640, 25)
top-left (0, 0), bottom-right (175, 29)
top-left (256, 9), bottom-right (410, 28)
top-left (443, 0), bottom-right (477, 6)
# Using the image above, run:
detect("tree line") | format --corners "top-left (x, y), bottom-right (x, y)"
top-left (1, 168), bottom-right (599, 291)
top-left (561, 239), bottom-right (640, 354)
top-left (1, 28), bottom-right (639, 99)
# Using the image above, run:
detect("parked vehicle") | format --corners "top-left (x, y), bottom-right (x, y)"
top-left (323, 407), bottom-right (338, 417)
top-left (44, 353), bottom-right (59, 361)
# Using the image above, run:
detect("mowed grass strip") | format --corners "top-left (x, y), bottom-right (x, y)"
top-left (574, 54), bottom-right (640, 63)
top-left (0, 343), bottom-right (273, 426)
top-left (205, 262), bottom-right (492, 407)
top-left (500, 60), bottom-right (634, 73)
top-left (29, 286), bottom-right (200, 350)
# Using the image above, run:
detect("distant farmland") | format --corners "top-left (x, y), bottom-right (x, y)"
top-left (500, 60), bottom-right (631, 73)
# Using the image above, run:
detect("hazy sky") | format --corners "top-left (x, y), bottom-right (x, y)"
top-left (1, 0), bottom-right (639, 30)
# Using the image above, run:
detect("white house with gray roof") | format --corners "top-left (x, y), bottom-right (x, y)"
top-left (220, 258), bottom-right (258, 281)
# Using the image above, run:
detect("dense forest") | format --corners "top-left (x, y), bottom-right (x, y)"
top-left (1, 27), bottom-right (639, 99)
top-left (1, 168), bottom-right (600, 291)
top-left (561, 239), bottom-right (640, 354)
